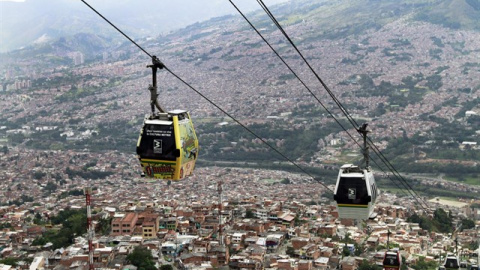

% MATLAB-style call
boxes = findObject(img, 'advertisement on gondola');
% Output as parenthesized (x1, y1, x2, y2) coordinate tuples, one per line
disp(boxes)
(177, 119, 198, 178)
(137, 111, 198, 181)
(138, 123, 177, 179)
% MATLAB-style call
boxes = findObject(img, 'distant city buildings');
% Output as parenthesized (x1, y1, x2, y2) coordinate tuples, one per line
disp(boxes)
(70, 51, 85, 66)
(3, 79, 31, 91)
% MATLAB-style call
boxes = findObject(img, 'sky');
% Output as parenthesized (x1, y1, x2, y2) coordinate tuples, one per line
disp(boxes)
(0, 0, 291, 52)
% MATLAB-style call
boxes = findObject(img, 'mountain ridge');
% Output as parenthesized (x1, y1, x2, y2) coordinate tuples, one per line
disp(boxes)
(4, 0, 479, 59)
(0, 0, 289, 53)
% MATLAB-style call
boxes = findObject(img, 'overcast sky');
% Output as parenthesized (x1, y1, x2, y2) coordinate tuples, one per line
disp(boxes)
(0, 0, 291, 52)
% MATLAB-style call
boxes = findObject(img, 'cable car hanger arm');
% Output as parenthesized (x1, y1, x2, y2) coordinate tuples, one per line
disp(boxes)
(147, 56, 166, 114)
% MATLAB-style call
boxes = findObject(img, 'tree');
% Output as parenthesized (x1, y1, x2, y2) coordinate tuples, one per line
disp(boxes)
(1, 146, 8, 154)
(281, 178, 291, 184)
(411, 256, 438, 270)
(126, 246, 156, 270)
(286, 246, 295, 257)
(460, 218, 475, 230)
(33, 171, 46, 180)
(354, 242, 364, 256)
(160, 265, 173, 270)
(0, 258, 19, 267)
(97, 217, 113, 235)
(433, 208, 452, 233)
(44, 182, 58, 194)
(245, 209, 255, 218)
(358, 259, 382, 270)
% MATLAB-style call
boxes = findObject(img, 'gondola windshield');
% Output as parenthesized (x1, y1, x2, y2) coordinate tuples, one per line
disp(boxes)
(335, 176, 370, 205)
(383, 252, 401, 268)
(138, 120, 177, 161)
(136, 111, 198, 180)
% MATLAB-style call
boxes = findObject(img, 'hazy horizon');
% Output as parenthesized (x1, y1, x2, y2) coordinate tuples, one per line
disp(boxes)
(0, 0, 290, 52)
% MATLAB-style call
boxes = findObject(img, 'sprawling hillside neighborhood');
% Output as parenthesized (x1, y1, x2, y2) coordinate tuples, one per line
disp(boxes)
(0, 0, 479, 269)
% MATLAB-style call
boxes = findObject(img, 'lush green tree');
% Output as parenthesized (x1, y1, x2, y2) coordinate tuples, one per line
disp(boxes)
(468, 240, 479, 251)
(411, 256, 438, 270)
(358, 260, 382, 270)
(126, 246, 156, 270)
(433, 208, 453, 233)
(32, 236, 48, 246)
(354, 242, 364, 256)
(21, 195, 34, 203)
(160, 265, 173, 270)
(245, 209, 255, 218)
(33, 171, 46, 180)
(280, 178, 291, 184)
(286, 246, 295, 257)
(342, 245, 351, 257)
(0, 257, 19, 267)
(44, 182, 58, 193)
(0, 223, 11, 229)
(460, 218, 475, 230)
(64, 213, 87, 237)
(1, 146, 8, 154)
(32, 209, 87, 249)
(97, 217, 113, 235)
(401, 257, 408, 270)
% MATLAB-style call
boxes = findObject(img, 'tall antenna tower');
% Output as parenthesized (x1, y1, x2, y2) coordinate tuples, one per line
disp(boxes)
(217, 181, 223, 246)
(85, 187, 94, 270)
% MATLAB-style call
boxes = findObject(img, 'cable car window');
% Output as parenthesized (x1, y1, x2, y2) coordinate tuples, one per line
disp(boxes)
(336, 177, 369, 204)
(138, 123, 176, 161)
(445, 258, 459, 268)
(371, 183, 377, 202)
(384, 253, 400, 265)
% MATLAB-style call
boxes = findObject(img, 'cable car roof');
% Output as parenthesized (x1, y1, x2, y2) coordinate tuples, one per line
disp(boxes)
(341, 164, 357, 169)
(168, 109, 188, 115)
(144, 119, 172, 125)
(339, 172, 365, 178)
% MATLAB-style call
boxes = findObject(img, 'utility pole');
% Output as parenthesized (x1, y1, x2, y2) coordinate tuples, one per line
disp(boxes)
(85, 187, 94, 270)
(387, 230, 391, 250)
(217, 180, 224, 246)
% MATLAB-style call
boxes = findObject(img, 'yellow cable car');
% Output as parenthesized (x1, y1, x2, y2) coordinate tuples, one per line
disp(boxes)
(136, 110, 198, 180)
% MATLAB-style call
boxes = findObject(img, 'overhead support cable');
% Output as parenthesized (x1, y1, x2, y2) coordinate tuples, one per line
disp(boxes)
(81, 0, 334, 193)
(256, 0, 431, 210)
(230, 0, 429, 210)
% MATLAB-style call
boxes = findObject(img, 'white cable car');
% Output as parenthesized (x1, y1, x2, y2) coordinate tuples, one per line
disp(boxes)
(333, 164, 377, 219)
(333, 123, 378, 220)
(443, 253, 460, 270)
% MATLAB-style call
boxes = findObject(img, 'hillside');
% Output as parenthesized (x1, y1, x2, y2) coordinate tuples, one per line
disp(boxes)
(0, 0, 479, 196)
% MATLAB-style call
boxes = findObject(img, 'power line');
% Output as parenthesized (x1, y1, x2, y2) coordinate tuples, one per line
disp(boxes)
(80, 0, 334, 193)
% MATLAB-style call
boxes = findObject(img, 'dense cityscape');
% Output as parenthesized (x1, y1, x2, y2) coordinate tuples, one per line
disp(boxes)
(0, 0, 479, 270)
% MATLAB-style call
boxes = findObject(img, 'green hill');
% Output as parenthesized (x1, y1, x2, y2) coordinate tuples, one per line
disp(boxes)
(270, 0, 480, 37)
